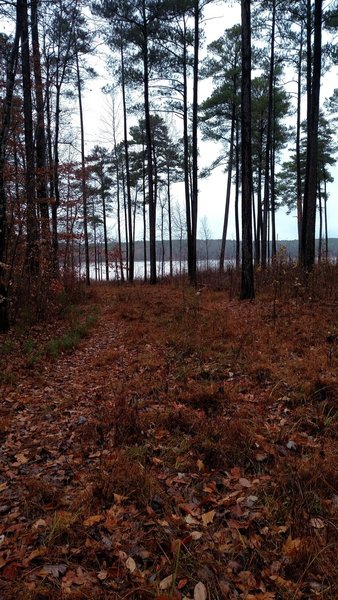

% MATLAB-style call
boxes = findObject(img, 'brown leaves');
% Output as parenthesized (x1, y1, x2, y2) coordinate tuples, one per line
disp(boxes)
(1, 283, 337, 599)
(159, 574, 173, 590)
(38, 563, 67, 578)
(61, 567, 93, 591)
(83, 514, 103, 527)
(194, 581, 207, 600)
(282, 536, 302, 557)
(201, 509, 215, 526)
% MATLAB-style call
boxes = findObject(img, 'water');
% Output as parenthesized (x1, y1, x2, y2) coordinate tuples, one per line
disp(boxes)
(80, 259, 235, 281)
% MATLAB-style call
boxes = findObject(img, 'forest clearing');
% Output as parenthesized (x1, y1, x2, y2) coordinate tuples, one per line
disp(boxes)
(0, 266, 337, 599)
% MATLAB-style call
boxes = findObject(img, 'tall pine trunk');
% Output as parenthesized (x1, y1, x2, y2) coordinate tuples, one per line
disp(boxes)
(240, 0, 254, 300)
(261, 0, 276, 268)
(142, 9, 156, 284)
(75, 44, 90, 285)
(296, 26, 304, 257)
(20, 0, 40, 277)
(182, 20, 192, 281)
(301, 0, 322, 269)
(121, 43, 134, 281)
(190, 0, 199, 286)
(0, 1, 21, 332)
(31, 0, 50, 251)
(219, 105, 235, 271)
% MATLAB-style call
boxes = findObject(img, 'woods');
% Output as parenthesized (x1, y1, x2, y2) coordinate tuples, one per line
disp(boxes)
(1, 2, 338, 598)
(0, 0, 337, 329)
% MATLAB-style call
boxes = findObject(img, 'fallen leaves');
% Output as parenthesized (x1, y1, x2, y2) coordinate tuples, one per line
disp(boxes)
(13, 452, 29, 465)
(282, 536, 302, 557)
(201, 509, 215, 526)
(310, 517, 325, 529)
(194, 581, 207, 600)
(83, 514, 103, 527)
(159, 574, 173, 590)
(0, 282, 337, 599)
(38, 564, 67, 578)
(61, 567, 93, 590)
(125, 556, 137, 573)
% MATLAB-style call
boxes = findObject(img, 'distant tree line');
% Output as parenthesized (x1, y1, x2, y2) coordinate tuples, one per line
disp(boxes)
(0, 0, 338, 330)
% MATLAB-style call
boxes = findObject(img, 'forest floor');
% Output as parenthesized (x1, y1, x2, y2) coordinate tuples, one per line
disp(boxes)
(0, 267, 337, 600)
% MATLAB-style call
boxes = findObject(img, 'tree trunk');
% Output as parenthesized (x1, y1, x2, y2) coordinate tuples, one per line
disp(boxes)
(219, 106, 235, 271)
(0, 1, 21, 332)
(296, 26, 304, 257)
(20, 0, 40, 277)
(121, 43, 134, 281)
(261, 0, 276, 268)
(142, 12, 156, 284)
(75, 44, 90, 285)
(271, 100, 277, 258)
(190, 0, 199, 286)
(111, 92, 124, 282)
(318, 182, 322, 262)
(255, 124, 264, 264)
(235, 119, 240, 268)
(116, 166, 124, 282)
(240, 0, 254, 300)
(182, 18, 192, 282)
(31, 0, 50, 248)
(121, 165, 129, 277)
(167, 165, 173, 277)
(102, 195, 109, 281)
(301, 0, 322, 269)
(324, 178, 328, 260)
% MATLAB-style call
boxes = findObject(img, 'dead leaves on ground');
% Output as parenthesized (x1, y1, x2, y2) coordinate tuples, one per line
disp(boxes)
(0, 282, 337, 598)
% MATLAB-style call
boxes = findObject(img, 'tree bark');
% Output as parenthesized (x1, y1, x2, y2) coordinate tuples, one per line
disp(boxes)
(219, 104, 235, 271)
(121, 43, 134, 281)
(0, 2, 21, 332)
(240, 0, 254, 300)
(31, 0, 50, 245)
(142, 4, 156, 285)
(296, 26, 304, 258)
(182, 18, 192, 283)
(190, 0, 199, 286)
(301, 0, 322, 269)
(261, 0, 276, 268)
(75, 44, 90, 285)
(20, 0, 40, 277)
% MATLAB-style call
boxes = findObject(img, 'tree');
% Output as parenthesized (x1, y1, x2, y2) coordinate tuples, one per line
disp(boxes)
(31, 0, 50, 250)
(300, 0, 323, 269)
(250, 72, 290, 263)
(0, 9, 21, 332)
(199, 215, 212, 268)
(129, 114, 183, 280)
(240, 0, 254, 300)
(276, 114, 337, 258)
(200, 25, 241, 271)
(87, 146, 114, 281)
(92, 0, 171, 284)
(20, 0, 40, 277)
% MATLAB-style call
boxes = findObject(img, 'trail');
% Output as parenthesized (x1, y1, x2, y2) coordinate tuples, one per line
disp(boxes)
(1, 299, 123, 500)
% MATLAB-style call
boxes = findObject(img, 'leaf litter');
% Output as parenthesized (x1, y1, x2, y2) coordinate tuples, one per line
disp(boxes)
(0, 281, 337, 599)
